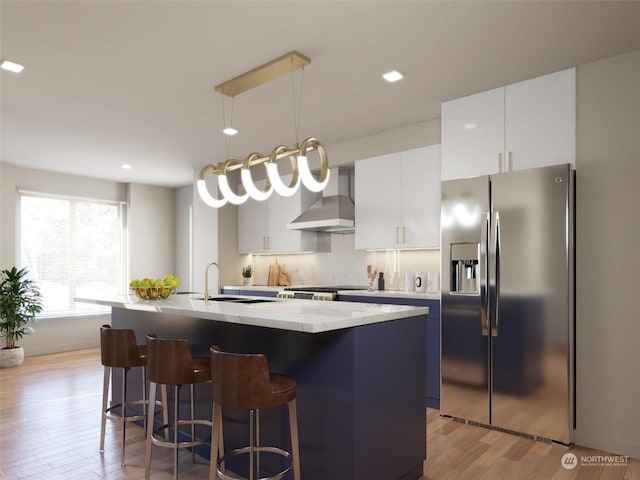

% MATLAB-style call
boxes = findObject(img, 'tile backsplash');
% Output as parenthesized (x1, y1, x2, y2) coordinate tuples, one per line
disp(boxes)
(246, 234, 440, 291)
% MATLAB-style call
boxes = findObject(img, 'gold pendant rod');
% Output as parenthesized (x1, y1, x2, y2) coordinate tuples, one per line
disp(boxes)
(214, 51, 311, 98)
(199, 145, 306, 175)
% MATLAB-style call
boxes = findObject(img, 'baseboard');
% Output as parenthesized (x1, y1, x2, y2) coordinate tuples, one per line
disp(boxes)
(573, 429, 640, 459)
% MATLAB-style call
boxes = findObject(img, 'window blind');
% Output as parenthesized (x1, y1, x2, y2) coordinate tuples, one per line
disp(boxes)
(17, 191, 126, 317)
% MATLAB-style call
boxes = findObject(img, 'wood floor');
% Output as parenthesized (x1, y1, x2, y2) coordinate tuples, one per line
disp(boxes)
(0, 348, 638, 480)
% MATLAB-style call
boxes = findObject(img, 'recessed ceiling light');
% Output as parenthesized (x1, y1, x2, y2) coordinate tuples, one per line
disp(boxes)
(120, 163, 132, 170)
(222, 127, 238, 136)
(1, 60, 25, 73)
(382, 70, 403, 83)
(464, 123, 478, 130)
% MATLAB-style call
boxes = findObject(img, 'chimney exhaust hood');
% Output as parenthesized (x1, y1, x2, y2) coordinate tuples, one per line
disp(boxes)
(287, 167, 355, 233)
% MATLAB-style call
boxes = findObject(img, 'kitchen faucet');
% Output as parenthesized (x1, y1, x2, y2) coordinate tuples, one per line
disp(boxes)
(204, 262, 220, 304)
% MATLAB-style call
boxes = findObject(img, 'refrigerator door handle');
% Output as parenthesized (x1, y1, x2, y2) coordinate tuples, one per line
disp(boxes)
(492, 211, 501, 337)
(480, 211, 490, 336)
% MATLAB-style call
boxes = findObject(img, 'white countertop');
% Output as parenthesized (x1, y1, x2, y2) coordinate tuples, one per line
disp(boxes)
(223, 285, 440, 301)
(76, 294, 428, 334)
(335, 289, 440, 301)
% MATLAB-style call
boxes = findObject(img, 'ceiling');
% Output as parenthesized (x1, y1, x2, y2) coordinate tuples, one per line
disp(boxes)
(1, 1, 638, 188)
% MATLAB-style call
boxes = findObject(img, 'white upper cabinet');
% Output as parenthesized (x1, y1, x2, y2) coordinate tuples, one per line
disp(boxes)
(355, 152, 402, 249)
(355, 145, 441, 250)
(402, 145, 441, 248)
(441, 87, 505, 180)
(238, 176, 325, 254)
(504, 68, 576, 171)
(441, 68, 575, 181)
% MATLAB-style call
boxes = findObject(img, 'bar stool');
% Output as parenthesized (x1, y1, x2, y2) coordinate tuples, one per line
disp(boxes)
(209, 346, 301, 480)
(144, 335, 217, 480)
(99, 324, 167, 466)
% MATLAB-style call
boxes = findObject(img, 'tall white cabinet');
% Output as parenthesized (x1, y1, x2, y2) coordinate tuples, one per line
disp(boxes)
(355, 145, 441, 250)
(441, 68, 575, 181)
(238, 176, 326, 254)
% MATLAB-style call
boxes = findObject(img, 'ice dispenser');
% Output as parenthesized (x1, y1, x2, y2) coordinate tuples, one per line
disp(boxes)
(450, 243, 480, 295)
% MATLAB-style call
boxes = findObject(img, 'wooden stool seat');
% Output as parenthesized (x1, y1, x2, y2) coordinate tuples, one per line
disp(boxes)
(209, 346, 301, 480)
(99, 324, 167, 466)
(145, 335, 219, 480)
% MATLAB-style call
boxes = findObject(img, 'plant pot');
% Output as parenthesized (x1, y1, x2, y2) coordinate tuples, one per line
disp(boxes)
(0, 346, 25, 368)
(243, 277, 252, 286)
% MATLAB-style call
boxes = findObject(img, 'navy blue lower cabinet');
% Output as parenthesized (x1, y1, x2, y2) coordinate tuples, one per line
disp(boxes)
(338, 294, 440, 410)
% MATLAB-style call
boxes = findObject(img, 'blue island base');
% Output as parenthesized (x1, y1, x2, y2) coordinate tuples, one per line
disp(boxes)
(111, 307, 427, 480)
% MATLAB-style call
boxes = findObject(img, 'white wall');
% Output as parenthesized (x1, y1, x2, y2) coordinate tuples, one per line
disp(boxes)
(191, 171, 219, 293)
(175, 185, 193, 289)
(218, 118, 443, 286)
(0, 163, 177, 355)
(247, 235, 440, 290)
(127, 183, 175, 279)
(328, 118, 441, 166)
(574, 50, 640, 458)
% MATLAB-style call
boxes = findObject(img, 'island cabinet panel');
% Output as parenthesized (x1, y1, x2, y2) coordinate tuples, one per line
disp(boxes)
(110, 307, 426, 480)
(339, 294, 441, 409)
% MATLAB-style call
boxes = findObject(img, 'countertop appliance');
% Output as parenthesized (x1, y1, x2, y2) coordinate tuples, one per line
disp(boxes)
(278, 286, 365, 301)
(440, 163, 574, 445)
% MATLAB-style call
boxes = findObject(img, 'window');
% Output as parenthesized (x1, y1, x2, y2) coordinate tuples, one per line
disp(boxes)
(17, 191, 126, 317)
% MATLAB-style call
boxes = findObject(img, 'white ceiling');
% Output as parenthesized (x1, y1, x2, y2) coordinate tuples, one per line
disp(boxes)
(1, 1, 638, 187)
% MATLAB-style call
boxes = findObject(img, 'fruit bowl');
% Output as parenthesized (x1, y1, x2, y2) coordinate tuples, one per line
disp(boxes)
(129, 275, 181, 300)
(130, 285, 178, 300)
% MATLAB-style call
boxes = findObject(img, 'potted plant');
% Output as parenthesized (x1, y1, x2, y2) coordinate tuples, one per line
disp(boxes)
(0, 266, 43, 368)
(242, 265, 253, 286)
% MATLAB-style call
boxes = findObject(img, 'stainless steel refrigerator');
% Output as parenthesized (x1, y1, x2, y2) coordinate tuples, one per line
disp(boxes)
(440, 163, 574, 445)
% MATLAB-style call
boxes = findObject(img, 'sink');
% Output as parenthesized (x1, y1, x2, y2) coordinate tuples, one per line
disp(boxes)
(198, 296, 276, 304)
(199, 296, 242, 301)
(232, 298, 276, 304)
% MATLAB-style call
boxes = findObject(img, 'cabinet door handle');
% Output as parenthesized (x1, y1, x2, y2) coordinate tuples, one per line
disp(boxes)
(498, 153, 502, 173)
(403, 226, 406, 243)
(508, 151, 513, 171)
(396, 226, 400, 244)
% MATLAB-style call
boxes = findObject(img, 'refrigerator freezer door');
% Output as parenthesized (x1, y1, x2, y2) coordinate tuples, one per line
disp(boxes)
(440, 175, 490, 424)
(489, 164, 573, 443)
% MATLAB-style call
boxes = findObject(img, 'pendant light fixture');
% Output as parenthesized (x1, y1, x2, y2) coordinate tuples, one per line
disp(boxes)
(197, 51, 330, 208)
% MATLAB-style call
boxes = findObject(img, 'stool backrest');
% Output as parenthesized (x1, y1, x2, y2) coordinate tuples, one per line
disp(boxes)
(146, 334, 196, 385)
(100, 324, 145, 368)
(210, 346, 273, 410)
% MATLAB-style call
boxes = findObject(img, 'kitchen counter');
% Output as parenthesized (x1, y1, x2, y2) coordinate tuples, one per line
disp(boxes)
(223, 284, 440, 301)
(78, 292, 427, 480)
(337, 289, 440, 300)
(77, 293, 427, 333)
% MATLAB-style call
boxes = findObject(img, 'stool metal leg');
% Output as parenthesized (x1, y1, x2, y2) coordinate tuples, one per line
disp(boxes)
(99, 365, 110, 453)
(255, 409, 261, 480)
(190, 383, 196, 464)
(249, 409, 255, 480)
(288, 399, 301, 480)
(162, 384, 169, 440)
(145, 381, 157, 480)
(121, 367, 129, 466)
(174, 385, 180, 480)
(209, 403, 225, 480)
(141, 366, 147, 429)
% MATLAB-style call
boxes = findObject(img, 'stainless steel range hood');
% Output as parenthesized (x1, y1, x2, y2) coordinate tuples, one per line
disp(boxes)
(287, 167, 355, 233)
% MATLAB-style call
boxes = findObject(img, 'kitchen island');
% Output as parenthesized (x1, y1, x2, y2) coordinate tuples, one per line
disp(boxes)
(78, 294, 428, 480)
